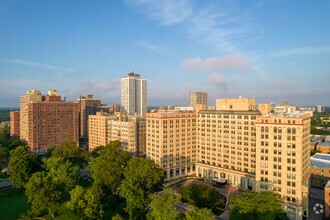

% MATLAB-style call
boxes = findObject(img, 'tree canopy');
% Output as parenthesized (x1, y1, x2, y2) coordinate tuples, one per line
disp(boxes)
(184, 207, 215, 220)
(8, 145, 37, 188)
(229, 191, 289, 220)
(147, 188, 181, 220)
(178, 184, 226, 214)
(25, 171, 62, 219)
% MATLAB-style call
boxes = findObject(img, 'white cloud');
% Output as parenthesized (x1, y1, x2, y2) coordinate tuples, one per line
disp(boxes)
(3, 59, 75, 72)
(270, 46, 330, 57)
(129, 1, 253, 53)
(133, 0, 192, 25)
(204, 72, 230, 87)
(182, 52, 251, 74)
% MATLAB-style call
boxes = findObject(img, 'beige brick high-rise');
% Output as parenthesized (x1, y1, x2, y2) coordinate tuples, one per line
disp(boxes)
(255, 113, 310, 220)
(196, 98, 259, 190)
(146, 112, 197, 181)
(189, 92, 208, 109)
(88, 112, 146, 157)
(20, 90, 43, 143)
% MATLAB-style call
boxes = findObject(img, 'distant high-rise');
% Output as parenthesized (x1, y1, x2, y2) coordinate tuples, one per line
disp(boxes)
(121, 71, 147, 117)
(189, 92, 208, 109)
(77, 94, 102, 138)
(10, 111, 20, 139)
(317, 105, 322, 113)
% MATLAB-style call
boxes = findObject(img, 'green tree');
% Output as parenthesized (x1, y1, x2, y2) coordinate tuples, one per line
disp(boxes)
(0, 147, 9, 170)
(119, 157, 163, 219)
(123, 157, 163, 191)
(89, 141, 132, 197)
(112, 214, 124, 220)
(229, 191, 288, 220)
(147, 188, 180, 220)
(8, 145, 37, 188)
(43, 156, 80, 191)
(67, 184, 104, 219)
(51, 141, 90, 168)
(91, 146, 104, 158)
(185, 207, 215, 220)
(25, 171, 61, 219)
(178, 184, 226, 212)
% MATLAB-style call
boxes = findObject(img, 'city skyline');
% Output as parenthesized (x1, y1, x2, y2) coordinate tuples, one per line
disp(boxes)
(1, 0, 330, 107)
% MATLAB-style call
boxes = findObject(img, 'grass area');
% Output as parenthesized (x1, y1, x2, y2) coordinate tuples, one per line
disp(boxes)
(0, 189, 30, 220)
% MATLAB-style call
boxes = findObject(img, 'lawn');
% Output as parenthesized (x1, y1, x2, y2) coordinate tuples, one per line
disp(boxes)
(0, 189, 30, 220)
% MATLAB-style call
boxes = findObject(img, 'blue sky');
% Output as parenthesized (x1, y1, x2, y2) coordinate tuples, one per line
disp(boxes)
(0, 0, 329, 107)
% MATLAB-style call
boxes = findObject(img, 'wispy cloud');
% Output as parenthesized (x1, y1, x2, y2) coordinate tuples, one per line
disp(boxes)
(130, 0, 253, 53)
(181, 52, 251, 74)
(270, 46, 330, 57)
(3, 59, 75, 72)
(137, 40, 169, 54)
(133, 0, 192, 25)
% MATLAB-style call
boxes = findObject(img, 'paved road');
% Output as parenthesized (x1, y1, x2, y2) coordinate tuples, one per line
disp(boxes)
(0, 180, 13, 188)
(170, 179, 243, 220)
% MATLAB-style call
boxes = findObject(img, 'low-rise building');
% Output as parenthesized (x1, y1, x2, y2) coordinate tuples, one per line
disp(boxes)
(325, 180, 330, 217)
(310, 153, 330, 188)
(316, 142, 330, 154)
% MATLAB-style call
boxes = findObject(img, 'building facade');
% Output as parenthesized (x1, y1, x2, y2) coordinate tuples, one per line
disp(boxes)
(196, 104, 260, 191)
(78, 95, 102, 139)
(10, 111, 20, 139)
(189, 92, 208, 109)
(110, 104, 121, 112)
(20, 90, 43, 143)
(216, 97, 255, 111)
(316, 142, 330, 154)
(255, 113, 310, 220)
(310, 153, 330, 188)
(146, 112, 197, 182)
(121, 72, 147, 117)
(26, 91, 79, 154)
(88, 112, 146, 157)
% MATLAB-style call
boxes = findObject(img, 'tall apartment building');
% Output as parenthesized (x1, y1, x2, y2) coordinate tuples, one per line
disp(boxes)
(25, 90, 79, 154)
(88, 112, 146, 157)
(121, 72, 147, 117)
(20, 90, 43, 143)
(10, 111, 20, 139)
(110, 104, 121, 112)
(189, 92, 208, 109)
(196, 98, 259, 191)
(146, 112, 197, 182)
(77, 95, 102, 139)
(317, 105, 322, 113)
(255, 113, 310, 220)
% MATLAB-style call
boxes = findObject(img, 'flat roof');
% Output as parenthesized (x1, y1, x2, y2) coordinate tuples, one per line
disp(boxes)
(311, 153, 330, 168)
(198, 110, 261, 115)
(318, 142, 330, 147)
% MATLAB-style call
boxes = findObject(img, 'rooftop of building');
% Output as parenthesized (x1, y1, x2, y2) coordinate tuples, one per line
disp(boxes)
(258, 113, 303, 118)
(311, 153, 330, 168)
(198, 110, 261, 115)
(317, 142, 330, 147)
(311, 135, 323, 142)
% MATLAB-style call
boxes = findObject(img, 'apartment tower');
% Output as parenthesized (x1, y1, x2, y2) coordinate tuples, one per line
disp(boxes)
(78, 94, 102, 139)
(146, 112, 197, 182)
(255, 113, 310, 220)
(20, 90, 79, 154)
(121, 72, 147, 117)
(10, 111, 20, 139)
(189, 92, 208, 109)
(20, 90, 43, 143)
(88, 112, 146, 157)
(196, 98, 259, 190)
